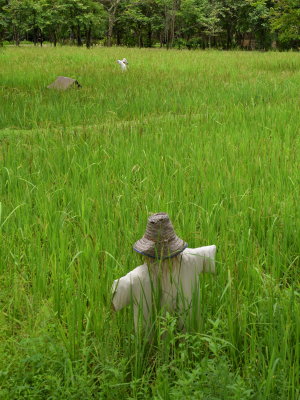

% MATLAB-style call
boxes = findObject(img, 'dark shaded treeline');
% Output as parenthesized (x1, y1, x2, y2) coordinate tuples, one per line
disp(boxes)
(0, 0, 299, 50)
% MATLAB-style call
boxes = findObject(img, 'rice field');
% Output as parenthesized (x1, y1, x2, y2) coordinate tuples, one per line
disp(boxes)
(0, 46, 299, 399)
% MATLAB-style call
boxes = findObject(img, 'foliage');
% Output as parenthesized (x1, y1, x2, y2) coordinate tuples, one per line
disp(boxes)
(0, 0, 106, 47)
(0, 0, 299, 48)
(271, 0, 300, 48)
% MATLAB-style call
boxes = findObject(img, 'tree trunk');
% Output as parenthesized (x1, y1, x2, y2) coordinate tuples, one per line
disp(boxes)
(40, 30, 43, 47)
(33, 29, 38, 46)
(116, 30, 121, 45)
(14, 28, 20, 46)
(169, 0, 180, 49)
(107, 14, 114, 46)
(164, 6, 169, 48)
(33, 12, 37, 46)
(169, 12, 175, 48)
(147, 23, 152, 47)
(137, 24, 143, 47)
(103, 0, 121, 46)
(226, 26, 232, 49)
(70, 29, 75, 45)
(53, 31, 57, 47)
(77, 24, 82, 46)
(86, 24, 92, 48)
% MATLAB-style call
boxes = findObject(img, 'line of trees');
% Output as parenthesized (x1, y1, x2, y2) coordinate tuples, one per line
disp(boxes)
(0, 0, 299, 50)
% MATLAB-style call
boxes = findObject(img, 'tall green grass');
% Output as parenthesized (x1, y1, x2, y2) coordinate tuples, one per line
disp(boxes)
(0, 46, 299, 399)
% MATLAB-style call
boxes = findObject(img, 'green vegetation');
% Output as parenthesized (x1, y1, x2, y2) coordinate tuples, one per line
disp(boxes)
(0, 0, 300, 49)
(0, 47, 299, 399)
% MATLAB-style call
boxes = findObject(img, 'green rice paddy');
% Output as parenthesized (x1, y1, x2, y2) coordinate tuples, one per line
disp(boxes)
(0, 46, 299, 399)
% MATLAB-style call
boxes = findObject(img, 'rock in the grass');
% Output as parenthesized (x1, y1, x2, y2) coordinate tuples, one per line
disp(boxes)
(47, 76, 81, 90)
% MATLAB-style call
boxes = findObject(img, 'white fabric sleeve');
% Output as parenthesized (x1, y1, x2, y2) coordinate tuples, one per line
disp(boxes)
(202, 245, 217, 273)
(183, 245, 216, 274)
(111, 275, 132, 311)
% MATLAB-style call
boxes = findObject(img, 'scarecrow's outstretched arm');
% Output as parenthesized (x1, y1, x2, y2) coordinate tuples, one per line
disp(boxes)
(111, 275, 132, 311)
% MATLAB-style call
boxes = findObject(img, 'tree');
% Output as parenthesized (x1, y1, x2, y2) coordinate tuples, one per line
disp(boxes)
(4, 0, 32, 45)
(271, 0, 300, 48)
(99, 0, 122, 46)
(177, 0, 223, 48)
(0, 0, 8, 45)
(27, 0, 48, 46)
(0, 0, 298, 50)
(234, 0, 275, 50)
(37, 0, 67, 46)
(118, 0, 155, 47)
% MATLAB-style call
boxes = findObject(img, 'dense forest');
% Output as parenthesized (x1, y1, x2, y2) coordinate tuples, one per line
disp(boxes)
(0, 0, 299, 50)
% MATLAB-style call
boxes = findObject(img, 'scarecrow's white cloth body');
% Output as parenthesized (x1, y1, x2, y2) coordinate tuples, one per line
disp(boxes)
(117, 59, 127, 71)
(112, 245, 216, 329)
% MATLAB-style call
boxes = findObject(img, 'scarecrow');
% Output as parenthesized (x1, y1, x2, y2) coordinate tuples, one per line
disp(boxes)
(111, 213, 216, 330)
(117, 58, 128, 71)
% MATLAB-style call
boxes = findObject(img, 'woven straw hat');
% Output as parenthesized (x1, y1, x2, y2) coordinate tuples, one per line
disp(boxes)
(133, 213, 187, 260)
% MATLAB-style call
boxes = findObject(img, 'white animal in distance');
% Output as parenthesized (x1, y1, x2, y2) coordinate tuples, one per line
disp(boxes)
(117, 58, 128, 71)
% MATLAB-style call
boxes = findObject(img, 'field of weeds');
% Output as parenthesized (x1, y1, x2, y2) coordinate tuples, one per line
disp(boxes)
(0, 46, 299, 399)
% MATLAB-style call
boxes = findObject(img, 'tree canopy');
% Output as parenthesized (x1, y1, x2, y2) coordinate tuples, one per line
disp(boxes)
(0, 0, 299, 49)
